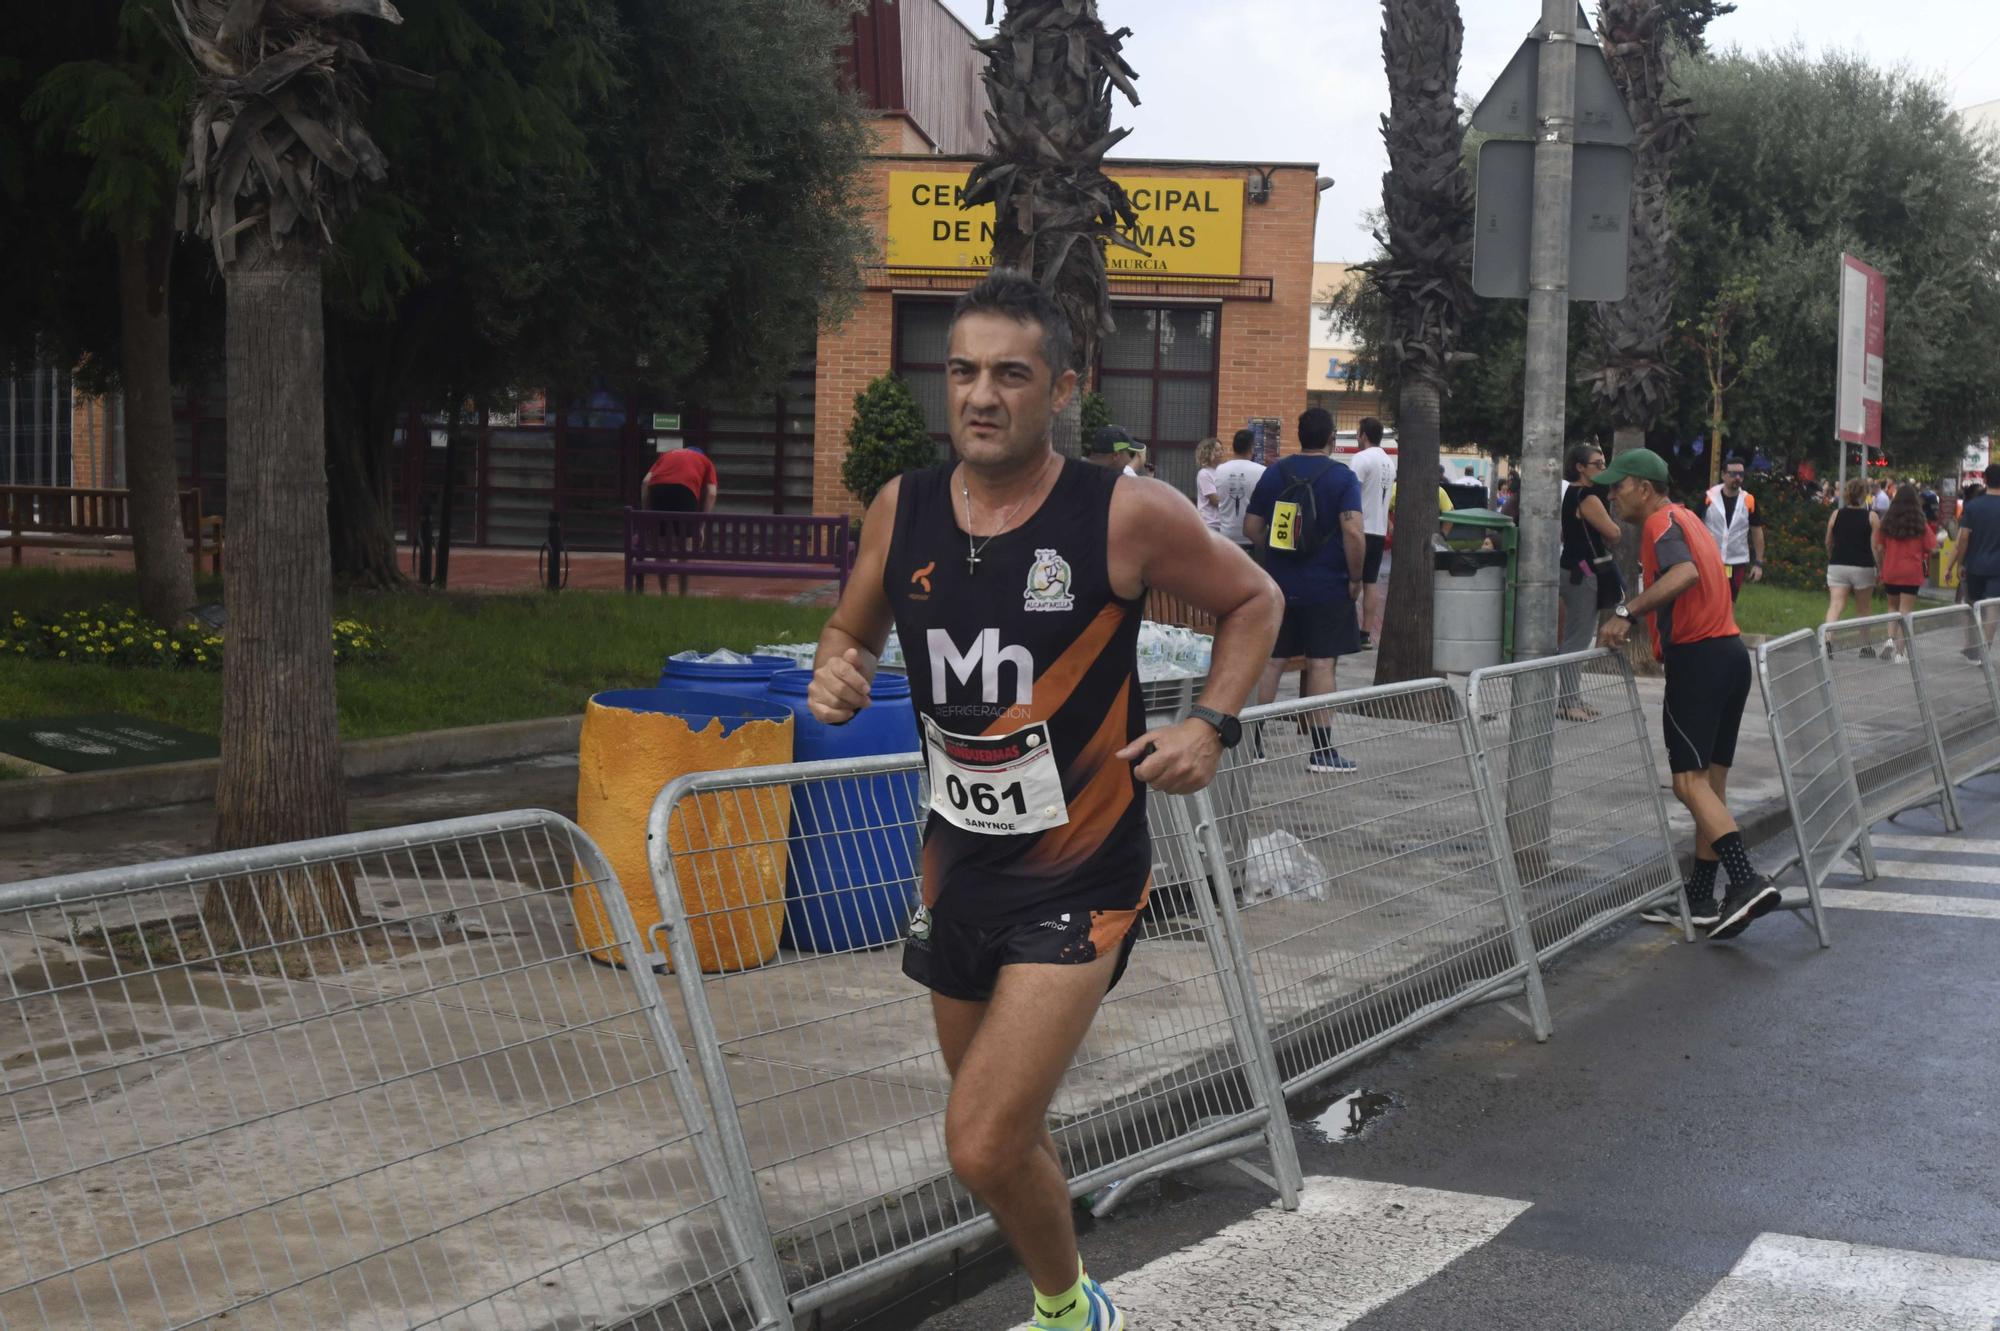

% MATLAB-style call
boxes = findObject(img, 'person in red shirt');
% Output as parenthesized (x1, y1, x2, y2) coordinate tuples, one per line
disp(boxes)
(641, 444, 718, 513)
(639, 445, 719, 591)
(1593, 448, 1781, 940)
(1872, 484, 1937, 662)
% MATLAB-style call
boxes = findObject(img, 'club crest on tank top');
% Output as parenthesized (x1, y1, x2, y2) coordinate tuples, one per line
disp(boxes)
(885, 457, 1152, 924)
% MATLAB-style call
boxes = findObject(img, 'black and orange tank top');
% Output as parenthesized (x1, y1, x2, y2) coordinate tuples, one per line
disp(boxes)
(885, 456, 1151, 923)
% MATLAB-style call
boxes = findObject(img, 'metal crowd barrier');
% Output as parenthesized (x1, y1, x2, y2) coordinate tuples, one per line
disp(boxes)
(1211, 679, 1551, 1099)
(1819, 612, 1963, 831)
(0, 813, 787, 1331)
(644, 755, 1301, 1317)
(1907, 604, 2000, 786)
(1755, 630, 1863, 946)
(1464, 650, 1692, 956)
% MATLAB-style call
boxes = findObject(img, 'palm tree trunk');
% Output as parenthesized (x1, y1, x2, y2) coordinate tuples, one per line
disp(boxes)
(209, 231, 351, 914)
(1376, 378, 1443, 683)
(117, 223, 197, 627)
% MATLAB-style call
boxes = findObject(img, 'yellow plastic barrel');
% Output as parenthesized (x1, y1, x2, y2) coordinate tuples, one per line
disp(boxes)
(573, 688, 794, 972)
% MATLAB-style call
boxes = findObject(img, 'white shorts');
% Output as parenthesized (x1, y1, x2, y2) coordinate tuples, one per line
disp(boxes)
(1827, 564, 1877, 590)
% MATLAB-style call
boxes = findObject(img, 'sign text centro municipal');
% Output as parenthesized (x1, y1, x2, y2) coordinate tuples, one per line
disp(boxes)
(886, 172, 1245, 276)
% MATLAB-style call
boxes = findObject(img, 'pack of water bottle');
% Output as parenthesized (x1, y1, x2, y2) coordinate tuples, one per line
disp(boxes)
(1136, 621, 1213, 682)
(670, 648, 759, 665)
(752, 632, 906, 670)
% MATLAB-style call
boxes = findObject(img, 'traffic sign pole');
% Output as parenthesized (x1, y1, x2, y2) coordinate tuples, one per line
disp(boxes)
(1513, 0, 1578, 664)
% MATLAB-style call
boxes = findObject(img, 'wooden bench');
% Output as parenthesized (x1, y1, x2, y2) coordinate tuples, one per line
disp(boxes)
(2, 486, 223, 578)
(1144, 586, 1217, 633)
(624, 509, 852, 596)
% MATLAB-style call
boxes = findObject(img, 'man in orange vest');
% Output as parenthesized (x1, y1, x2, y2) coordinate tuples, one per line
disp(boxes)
(1701, 456, 1764, 601)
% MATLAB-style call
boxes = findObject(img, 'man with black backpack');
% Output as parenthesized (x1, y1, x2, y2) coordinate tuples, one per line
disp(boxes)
(1242, 406, 1367, 772)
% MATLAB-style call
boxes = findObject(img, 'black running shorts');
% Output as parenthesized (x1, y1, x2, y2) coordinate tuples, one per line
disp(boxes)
(1272, 598, 1362, 661)
(1362, 533, 1387, 584)
(1661, 634, 1752, 774)
(901, 900, 1145, 1003)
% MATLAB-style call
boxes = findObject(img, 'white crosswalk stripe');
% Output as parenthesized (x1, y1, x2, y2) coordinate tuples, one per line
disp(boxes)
(1871, 834, 2000, 856)
(1668, 1233, 2000, 1329)
(1100, 1177, 1527, 1330)
(1820, 887, 2000, 920)
(1094, 1181, 2000, 1329)
(1839, 860, 2000, 886)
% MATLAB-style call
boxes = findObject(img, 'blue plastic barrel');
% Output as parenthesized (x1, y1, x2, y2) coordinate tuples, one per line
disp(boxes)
(656, 653, 798, 696)
(763, 668, 924, 953)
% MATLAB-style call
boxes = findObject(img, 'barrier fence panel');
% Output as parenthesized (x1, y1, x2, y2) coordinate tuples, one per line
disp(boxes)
(1465, 650, 1690, 959)
(1755, 630, 1862, 947)
(1819, 613, 1961, 830)
(1909, 604, 2000, 786)
(1210, 680, 1550, 1100)
(0, 812, 787, 1331)
(645, 754, 1298, 1316)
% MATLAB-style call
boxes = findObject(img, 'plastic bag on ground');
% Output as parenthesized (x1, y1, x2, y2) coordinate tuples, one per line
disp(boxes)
(1242, 829, 1328, 904)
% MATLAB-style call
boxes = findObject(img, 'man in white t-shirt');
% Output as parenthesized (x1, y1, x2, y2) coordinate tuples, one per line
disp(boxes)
(1212, 429, 1266, 554)
(1347, 417, 1393, 648)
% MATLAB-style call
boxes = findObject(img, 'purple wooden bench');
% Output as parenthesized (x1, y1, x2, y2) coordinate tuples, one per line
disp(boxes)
(624, 509, 853, 596)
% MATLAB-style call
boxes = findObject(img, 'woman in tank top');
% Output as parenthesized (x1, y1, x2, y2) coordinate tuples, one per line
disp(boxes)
(1824, 477, 1880, 626)
(1556, 444, 1622, 721)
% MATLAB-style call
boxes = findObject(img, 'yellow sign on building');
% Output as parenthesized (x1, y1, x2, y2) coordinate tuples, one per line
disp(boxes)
(886, 172, 1244, 276)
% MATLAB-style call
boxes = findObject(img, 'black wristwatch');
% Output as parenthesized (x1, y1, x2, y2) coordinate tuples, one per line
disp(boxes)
(1187, 705, 1243, 749)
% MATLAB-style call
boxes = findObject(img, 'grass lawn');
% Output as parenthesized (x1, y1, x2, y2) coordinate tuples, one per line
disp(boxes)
(2, 569, 831, 742)
(1730, 583, 1834, 639)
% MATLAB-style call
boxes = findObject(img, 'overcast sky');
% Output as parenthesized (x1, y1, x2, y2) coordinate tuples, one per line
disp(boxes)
(934, 0, 2000, 261)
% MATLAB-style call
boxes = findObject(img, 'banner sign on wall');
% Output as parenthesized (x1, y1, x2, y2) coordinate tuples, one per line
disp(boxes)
(886, 172, 1245, 276)
(1836, 253, 1885, 447)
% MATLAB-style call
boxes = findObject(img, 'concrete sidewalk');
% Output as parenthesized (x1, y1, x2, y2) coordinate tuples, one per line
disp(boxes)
(0, 652, 1799, 1323)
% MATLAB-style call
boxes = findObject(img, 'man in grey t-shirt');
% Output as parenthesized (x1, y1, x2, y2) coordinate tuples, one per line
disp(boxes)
(1212, 429, 1266, 552)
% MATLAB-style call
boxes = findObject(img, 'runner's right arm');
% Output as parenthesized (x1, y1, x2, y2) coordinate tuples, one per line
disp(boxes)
(809, 479, 900, 724)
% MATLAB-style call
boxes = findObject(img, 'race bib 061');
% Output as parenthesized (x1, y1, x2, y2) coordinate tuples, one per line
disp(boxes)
(921, 716, 1069, 837)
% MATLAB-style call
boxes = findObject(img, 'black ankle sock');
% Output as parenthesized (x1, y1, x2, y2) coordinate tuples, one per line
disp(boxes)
(1712, 832, 1758, 890)
(1309, 724, 1333, 751)
(1688, 857, 1719, 901)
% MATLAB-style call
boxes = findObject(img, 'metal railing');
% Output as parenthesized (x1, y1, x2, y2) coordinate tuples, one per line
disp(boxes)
(0, 812, 787, 1331)
(1907, 604, 2000, 786)
(643, 756, 1301, 1315)
(1214, 680, 1550, 1099)
(1755, 630, 1863, 946)
(1465, 650, 1691, 957)
(1819, 613, 1962, 831)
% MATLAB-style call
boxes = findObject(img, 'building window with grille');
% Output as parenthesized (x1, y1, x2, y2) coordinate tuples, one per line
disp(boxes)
(892, 299, 955, 456)
(1097, 304, 1219, 496)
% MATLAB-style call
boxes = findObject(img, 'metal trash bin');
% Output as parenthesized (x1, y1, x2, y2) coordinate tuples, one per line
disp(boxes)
(1434, 507, 1517, 662)
(1433, 542, 1509, 674)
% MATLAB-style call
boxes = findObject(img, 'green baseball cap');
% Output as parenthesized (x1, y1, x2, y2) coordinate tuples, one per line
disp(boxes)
(1593, 447, 1670, 488)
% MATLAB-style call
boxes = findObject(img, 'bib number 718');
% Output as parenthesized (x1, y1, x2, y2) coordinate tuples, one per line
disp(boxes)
(944, 775, 1027, 818)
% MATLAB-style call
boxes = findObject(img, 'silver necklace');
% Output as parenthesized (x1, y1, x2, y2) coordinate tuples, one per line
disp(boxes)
(960, 459, 1050, 575)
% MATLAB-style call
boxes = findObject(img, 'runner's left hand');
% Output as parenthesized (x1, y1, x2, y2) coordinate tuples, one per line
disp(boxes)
(1118, 719, 1223, 795)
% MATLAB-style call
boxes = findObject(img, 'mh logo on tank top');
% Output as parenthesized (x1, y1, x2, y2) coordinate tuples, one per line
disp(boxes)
(926, 628, 1035, 706)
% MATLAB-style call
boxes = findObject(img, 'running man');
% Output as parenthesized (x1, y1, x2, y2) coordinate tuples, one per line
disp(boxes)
(807, 270, 1281, 1331)
(1594, 448, 1782, 940)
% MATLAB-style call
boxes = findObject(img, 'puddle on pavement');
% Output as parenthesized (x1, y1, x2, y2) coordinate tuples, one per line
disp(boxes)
(3, 1027, 147, 1070)
(8, 952, 271, 1011)
(1295, 1087, 1401, 1144)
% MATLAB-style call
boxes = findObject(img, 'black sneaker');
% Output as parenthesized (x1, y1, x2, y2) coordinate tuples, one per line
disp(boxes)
(1640, 897, 1720, 928)
(1708, 880, 1781, 940)
(1359, 632, 1375, 650)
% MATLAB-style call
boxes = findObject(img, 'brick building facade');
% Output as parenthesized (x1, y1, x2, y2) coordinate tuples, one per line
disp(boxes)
(813, 153, 1323, 518)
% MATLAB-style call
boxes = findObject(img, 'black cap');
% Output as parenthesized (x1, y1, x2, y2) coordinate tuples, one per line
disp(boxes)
(1087, 424, 1138, 455)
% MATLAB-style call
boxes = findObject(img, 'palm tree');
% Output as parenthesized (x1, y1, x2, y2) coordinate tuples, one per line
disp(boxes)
(1586, 0, 1717, 669)
(1364, 0, 1475, 685)
(165, 0, 412, 941)
(964, 0, 1142, 417)
(1585, 0, 1697, 458)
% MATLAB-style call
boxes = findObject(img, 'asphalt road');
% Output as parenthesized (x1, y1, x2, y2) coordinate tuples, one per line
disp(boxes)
(881, 777, 2000, 1331)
